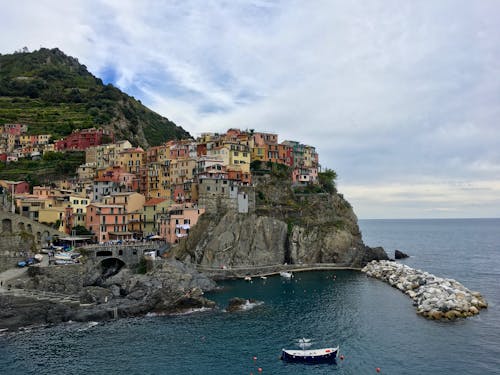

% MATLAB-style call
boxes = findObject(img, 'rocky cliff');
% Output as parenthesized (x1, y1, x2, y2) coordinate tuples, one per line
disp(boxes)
(175, 173, 388, 268)
(0, 258, 216, 330)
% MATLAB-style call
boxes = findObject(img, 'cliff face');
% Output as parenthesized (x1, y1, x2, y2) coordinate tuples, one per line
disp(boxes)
(176, 174, 388, 268)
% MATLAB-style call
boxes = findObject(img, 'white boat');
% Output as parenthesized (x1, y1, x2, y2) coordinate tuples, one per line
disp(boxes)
(280, 271, 293, 278)
(54, 252, 72, 260)
(281, 346, 339, 363)
(55, 259, 75, 265)
(244, 276, 252, 281)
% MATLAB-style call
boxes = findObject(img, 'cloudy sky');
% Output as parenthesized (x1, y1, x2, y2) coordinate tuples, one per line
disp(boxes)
(2, 0, 499, 219)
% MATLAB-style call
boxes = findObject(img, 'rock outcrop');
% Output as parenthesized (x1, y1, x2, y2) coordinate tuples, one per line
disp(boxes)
(362, 260, 488, 320)
(395, 250, 409, 259)
(226, 297, 263, 312)
(175, 173, 389, 268)
(0, 258, 216, 330)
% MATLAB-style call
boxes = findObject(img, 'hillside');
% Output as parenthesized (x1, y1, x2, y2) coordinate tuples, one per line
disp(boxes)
(0, 48, 190, 146)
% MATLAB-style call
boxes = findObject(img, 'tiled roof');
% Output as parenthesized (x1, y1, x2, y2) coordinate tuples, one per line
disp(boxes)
(144, 198, 167, 206)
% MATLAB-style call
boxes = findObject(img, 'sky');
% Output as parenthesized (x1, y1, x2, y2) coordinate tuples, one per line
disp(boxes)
(1, 0, 499, 219)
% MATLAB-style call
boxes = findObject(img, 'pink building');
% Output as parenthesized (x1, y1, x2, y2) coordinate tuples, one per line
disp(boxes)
(159, 204, 205, 244)
(4, 124, 27, 136)
(86, 203, 130, 242)
(292, 167, 318, 185)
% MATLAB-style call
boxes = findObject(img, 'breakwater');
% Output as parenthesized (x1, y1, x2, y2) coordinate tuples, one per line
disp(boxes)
(362, 260, 488, 320)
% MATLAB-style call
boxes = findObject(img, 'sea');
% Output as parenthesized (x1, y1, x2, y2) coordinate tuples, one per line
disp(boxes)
(1, 218, 499, 374)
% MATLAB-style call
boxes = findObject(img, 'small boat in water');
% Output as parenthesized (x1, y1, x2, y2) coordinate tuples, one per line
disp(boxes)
(281, 346, 339, 364)
(244, 276, 252, 281)
(279, 271, 293, 278)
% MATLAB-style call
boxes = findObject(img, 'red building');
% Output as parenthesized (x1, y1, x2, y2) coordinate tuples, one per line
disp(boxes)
(0, 180, 30, 194)
(55, 128, 113, 151)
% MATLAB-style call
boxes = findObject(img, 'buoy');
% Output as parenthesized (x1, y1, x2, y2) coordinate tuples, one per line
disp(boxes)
(253, 356, 257, 361)
(376, 367, 381, 373)
(340, 355, 344, 360)
(258, 367, 262, 372)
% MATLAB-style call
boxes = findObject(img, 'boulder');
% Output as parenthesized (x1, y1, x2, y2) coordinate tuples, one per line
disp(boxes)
(225, 297, 262, 312)
(394, 250, 409, 259)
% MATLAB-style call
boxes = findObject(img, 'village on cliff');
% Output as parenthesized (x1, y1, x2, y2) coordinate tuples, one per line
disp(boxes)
(0, 124, 320, 245)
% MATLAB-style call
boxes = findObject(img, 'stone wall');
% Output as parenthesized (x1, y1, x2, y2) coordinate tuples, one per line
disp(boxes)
(83, 242, 166, 266)
(198, 180, 255, 214)
(0, 209, 62, 272)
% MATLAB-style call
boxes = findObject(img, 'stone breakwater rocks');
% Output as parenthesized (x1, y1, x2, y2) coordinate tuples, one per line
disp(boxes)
(362, 260, 488, 320)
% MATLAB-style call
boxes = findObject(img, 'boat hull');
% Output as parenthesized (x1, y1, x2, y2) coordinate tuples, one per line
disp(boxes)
(281, 347, 338, 364)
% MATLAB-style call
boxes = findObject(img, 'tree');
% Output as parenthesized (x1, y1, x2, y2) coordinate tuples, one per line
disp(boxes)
(318, 168, 337, 193)
(72, 225, 92, 235)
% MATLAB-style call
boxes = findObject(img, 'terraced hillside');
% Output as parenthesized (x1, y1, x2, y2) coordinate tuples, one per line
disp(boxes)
(0, 48, 190, 146)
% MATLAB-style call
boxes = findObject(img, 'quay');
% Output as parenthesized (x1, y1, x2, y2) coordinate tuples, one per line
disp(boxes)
(195, 263, 360, 280)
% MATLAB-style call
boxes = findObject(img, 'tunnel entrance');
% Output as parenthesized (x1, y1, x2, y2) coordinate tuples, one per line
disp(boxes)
(100, 257, 126, 280)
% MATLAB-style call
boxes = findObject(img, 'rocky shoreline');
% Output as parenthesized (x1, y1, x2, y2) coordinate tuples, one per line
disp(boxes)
(0, 259, 217, 331)
(362, 260, 488, 320)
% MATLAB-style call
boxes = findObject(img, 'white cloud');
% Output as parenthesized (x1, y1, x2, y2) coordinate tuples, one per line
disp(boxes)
(1, 0, 500, 218)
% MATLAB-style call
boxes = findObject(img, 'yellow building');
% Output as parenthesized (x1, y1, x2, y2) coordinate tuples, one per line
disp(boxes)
(117, 147, 145, 174)
(251, 146, 266, 162)
(206, 146, 230, 166)
(103, 192, 145, 213)
(146, 162, 172, 200)
(19, 135, 31, 147)
(225, 142, 251, 173)
(37, 134, 51, 145)
(69, 194, 90, 227)
(87, 140, 133, 168)
(38, 206, 66, 231)
(142, 198, 170, 235)
(169, 158, 196, 185)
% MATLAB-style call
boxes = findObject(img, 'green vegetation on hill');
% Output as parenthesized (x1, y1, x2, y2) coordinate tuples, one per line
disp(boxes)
(0, 151, 85, 187)
(0, 48, 190, 145)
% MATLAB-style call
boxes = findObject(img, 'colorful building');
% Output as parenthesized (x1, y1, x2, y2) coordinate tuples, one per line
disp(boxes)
(86, 203, 130, 242)
(55, 128, 114, 151)
(142, 198, 170, 235)
(158, 204, 205, 244)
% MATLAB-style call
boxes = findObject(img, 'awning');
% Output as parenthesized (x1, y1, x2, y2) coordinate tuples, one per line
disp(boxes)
(109, 232, 134, 236)
(59, 236, 89, 241)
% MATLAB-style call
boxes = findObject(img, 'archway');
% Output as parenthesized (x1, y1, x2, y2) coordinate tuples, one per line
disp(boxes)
(2, 218, 12, 233)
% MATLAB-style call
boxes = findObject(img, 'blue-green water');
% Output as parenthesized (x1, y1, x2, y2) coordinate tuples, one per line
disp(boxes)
(1, 218, 499, 374)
